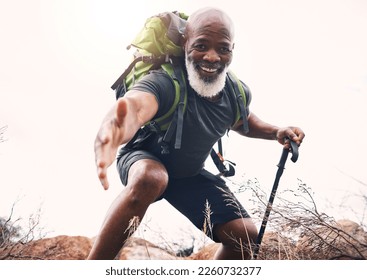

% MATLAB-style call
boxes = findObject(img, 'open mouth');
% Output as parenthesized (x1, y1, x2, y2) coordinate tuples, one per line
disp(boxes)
(200, 66, 219, 73)
(187, 58, 225, 84)
(196, 63, 223, 78)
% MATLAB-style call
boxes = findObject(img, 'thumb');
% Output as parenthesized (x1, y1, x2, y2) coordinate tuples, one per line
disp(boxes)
(116, 98, 128, 125)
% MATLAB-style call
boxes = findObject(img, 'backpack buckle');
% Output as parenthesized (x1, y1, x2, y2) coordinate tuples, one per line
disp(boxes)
(160, 142, 170, 155)
(145, 121, 161, 133)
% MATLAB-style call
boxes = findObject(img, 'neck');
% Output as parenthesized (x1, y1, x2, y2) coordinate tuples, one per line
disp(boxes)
(198, 91, 223, 102)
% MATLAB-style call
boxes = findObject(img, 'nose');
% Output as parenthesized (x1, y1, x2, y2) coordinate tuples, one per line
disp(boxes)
(203, 48, 220, 63)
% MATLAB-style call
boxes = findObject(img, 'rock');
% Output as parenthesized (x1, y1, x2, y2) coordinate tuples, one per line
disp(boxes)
(2, 219, 364, 260)
(254, 232, 296, 260)
(116, 237, 179, 260)
(189, 232, 296, 260)
(0, 236, 180, 260)
(0, 235, 92, 260)
(296, 219, 367, 259)
(188, 243, 219, 260)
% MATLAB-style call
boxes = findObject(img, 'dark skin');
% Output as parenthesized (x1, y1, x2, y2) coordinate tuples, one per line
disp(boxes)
(88, 8, 305, 260)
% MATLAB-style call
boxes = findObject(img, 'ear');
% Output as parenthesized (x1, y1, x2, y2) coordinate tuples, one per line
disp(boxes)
(232, 43, 235, 50)
(180, 34, 186, 49)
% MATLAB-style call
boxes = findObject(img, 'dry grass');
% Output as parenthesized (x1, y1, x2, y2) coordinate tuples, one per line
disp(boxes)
(231, 178, 367, 259)
(1, 178, 366, 260)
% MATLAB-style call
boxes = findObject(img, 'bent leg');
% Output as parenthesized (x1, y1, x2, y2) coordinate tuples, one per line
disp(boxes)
(87, 159, 168, 259)
(213, 218, 258, 260)
(162, 172, 256, 260)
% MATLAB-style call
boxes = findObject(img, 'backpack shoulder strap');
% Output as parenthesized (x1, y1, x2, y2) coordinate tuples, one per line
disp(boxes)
(143, 62, 187, 153)
(210, 71, 250, 177)
(227, 71, 250, 134)
(148, 63, 183, 131)
(160, 62, 188, 150)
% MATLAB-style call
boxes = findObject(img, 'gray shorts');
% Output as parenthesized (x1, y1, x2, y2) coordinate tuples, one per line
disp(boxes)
(116, 149, 250, 242)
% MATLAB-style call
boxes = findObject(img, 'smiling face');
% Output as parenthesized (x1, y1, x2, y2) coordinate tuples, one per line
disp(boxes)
(184, 8, 234, 98)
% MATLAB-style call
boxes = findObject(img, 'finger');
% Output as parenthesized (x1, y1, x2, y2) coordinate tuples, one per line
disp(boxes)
(283, 137, 291, 150)
(290, 133, 304, 146)
(95, 126, 112, 147)
(101, 177, 109, 190)
(94, 128, 115, 190)
(283, 128, 301, 146)
(97, 164, 109, 190)
(296, 130, 306, 143)
(94, 131, 112, 164)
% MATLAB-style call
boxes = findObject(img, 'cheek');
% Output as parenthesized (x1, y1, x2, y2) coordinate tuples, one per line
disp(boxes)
(186, 52, 194, 63)
(225, 54, 233, 66)
(186, 50, 200, 62)
(187, 54, 205, 68)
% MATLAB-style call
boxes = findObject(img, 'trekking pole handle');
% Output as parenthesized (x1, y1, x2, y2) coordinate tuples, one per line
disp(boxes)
(277, 138, 298, 169)
(289, 139, 299, 163)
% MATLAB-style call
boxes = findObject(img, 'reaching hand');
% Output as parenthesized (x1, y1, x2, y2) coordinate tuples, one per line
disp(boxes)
(94, 100, 128, 190)
(93, 91, 159, 190)
(276, 126, 305, 149)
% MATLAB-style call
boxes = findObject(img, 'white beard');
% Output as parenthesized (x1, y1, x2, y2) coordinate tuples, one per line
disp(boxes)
(185, 57, 227, 99)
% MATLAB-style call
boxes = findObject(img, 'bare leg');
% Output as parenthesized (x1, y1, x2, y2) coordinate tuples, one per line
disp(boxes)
(87, 159, 168, 259)
(213, 218, 258, 260)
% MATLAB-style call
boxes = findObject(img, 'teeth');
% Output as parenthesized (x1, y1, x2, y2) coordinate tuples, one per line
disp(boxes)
(201, 66, 217, 73)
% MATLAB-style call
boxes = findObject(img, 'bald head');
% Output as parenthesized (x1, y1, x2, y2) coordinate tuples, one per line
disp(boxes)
(185, 7, 235, 42)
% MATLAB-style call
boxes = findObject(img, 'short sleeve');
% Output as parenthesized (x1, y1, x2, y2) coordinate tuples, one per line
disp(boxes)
(131, 70, 176, 119)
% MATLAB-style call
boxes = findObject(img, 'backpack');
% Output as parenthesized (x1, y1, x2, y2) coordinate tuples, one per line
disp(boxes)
(111, 11, 249, 177)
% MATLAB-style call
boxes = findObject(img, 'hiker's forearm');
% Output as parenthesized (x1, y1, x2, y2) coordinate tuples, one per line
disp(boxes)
(236, 112, 279, 140)
(100, 98, 142, 146)
(102, 91, 159, 145)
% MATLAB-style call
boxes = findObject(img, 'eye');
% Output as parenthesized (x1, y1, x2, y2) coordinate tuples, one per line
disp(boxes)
(219, 46, 232, 54)
(193, 43, 207, 51)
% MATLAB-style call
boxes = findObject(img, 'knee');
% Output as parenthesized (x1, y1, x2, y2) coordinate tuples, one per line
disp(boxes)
(214, 218, 258, 260)
(216, 218, 258, 246)
(128, 160, 168, 200)
(242, 221, 258, 244)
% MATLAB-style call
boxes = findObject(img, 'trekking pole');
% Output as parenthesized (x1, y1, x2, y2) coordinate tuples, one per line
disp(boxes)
(252, 139, 299, 260)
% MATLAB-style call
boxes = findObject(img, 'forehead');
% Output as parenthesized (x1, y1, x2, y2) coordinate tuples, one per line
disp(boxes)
(186, 11, 234, 42)
(195, 23, 231, 40)
(189, 24, 232, 45)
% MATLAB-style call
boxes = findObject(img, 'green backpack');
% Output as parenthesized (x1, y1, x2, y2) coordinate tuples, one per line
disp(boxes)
(111, 11, 249, 177)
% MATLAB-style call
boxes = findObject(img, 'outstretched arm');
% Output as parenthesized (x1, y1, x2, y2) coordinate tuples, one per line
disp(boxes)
(232, 112, 305, 146)
(94, 90, 158, 190)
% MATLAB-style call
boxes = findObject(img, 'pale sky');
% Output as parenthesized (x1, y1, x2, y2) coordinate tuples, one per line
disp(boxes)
(1, 0, 366, 245)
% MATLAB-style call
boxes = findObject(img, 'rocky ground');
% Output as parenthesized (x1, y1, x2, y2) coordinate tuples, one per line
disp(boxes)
(1, 219, 366, 260)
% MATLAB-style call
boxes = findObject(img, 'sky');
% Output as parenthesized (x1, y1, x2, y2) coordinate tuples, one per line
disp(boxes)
(1, 0, 367, 247)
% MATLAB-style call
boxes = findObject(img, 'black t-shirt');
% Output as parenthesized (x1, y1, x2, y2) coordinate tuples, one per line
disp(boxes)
(130, 69, 252, 178)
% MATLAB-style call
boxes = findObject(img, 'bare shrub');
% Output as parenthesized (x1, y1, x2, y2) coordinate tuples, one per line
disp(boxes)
(0, 125, 7, 143)
(0, 201, 46, 260)
(232, 178, 367, 259)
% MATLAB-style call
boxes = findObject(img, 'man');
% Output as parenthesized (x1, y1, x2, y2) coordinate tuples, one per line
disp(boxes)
(88, 7, 305, 260)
